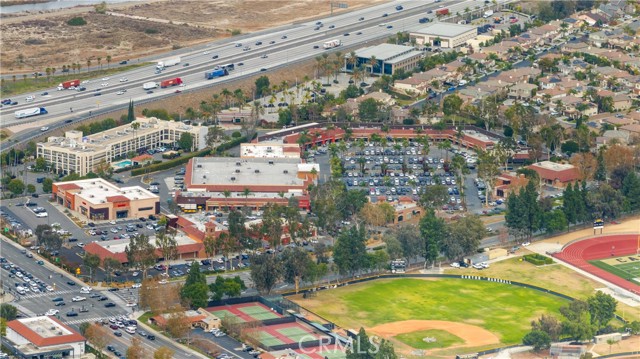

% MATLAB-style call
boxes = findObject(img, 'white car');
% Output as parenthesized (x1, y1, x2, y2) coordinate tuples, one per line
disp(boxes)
(71, 296, 86, 302)
(119, 77, 128, 82)
(101, 82, 109, 87)
(46, 285, 54, 292)
(101, 77, 110, 81)
(80, 286, 92, 293)
(203, 51, 210, 55)
(109, 220, 116, 225)
(522, 241, 531, 247)
(45, 309, 59, 316)
(450, 262, 460, 268)
(132, 283, 141, 289)
(126, 302, 137, 307)
(116, 90, 126, 95)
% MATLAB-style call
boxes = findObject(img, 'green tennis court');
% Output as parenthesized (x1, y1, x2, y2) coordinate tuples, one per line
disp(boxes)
(317, 350, 346, 359)
(238, 305, 281, 320)
(210, 309, 246, 322)
(257, 331, 286, 347)
(277, 327, 316, 342)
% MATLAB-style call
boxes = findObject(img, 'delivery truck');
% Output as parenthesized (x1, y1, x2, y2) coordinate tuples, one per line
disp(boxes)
(143, 82, 158, 90)
(156, 57, 180, 69)
(15, 107, 48, 119)
(435, 8, 449, 16)
(57, 79, 80, 90)
(323, 39, 342, 49)
(483, 10, 494, 18)
(160, 77, 183, 88)
(205, 68, 228, 79)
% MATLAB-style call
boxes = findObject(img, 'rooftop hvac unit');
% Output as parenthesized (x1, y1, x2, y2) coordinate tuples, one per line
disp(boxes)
(283, 170, 288, 174)
(101, 200, 106, 203)
(91, 182, 96, 184)
(203, 175, 206, 178)
(231, 177, 236, 181)
(255, 169, 260, 173)
(197, 164, 202, 168)
(90, 195, 94, 198)
(268, 161, 274, 165)
(236, 162, 241, 166)
(235, 169, 240, 173)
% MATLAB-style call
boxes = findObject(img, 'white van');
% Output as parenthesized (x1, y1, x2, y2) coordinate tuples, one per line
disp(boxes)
(25, 95, 35, 102)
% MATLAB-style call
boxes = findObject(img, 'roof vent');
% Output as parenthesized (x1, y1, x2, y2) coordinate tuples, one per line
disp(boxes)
(255, 169, 260, 173)
(231, 177, 236, 181)
(203, 175, 206, 178)
(283, 170, 289, 174)
(268, 160, 274, 165)
(236, 162, 241, 166)
(235, 169, 240, 173)
(197, 164, 202, 168)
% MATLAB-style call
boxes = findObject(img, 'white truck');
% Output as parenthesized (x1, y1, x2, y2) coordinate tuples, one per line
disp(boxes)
(156, 57, 180, 69)
(323, 39, 342, 49)
(143, 82, 158, 90)
(483, 10, 494, 18)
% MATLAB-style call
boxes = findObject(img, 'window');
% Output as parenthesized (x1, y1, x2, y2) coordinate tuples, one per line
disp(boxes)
(138, 206, 153, 211)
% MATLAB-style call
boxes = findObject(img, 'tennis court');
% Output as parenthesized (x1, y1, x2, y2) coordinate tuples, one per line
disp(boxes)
(207, 302, 282, 322)
(277, 326, 318, 342)
(293, 344, 347, 359)
(257, 331, 286, 347)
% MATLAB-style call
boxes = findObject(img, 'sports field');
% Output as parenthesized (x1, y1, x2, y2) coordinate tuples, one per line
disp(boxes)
(295, 278, 568, 352)
(208, 302, 282, 322)
(590, 255, 640, 285)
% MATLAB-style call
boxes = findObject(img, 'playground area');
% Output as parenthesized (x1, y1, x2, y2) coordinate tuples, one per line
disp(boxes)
(208, 302, 282, 322)
(553, 234, 640, 295)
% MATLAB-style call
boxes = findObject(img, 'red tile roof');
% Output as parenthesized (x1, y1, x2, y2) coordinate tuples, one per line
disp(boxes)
(7, 317, 85, 347)
(106, 195, 129, 203)
(56, 183, 82, 191)
(528, 162, 580, 183)
(84, 242, 128, 263)
(132, 154, 153, 162)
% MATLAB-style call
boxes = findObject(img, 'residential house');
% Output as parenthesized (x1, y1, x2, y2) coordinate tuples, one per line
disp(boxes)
(612, 94, 633, 111)
(495, 67, 541, 86)
(578, 12, 609, 27)
(539, 76, 563, 90)
(604, 116, 636, 128)
(509, 83, 538, 100)
(481, 40, 520, 60)
(596, 130, 630, 148)
(619, 124, 640, 137)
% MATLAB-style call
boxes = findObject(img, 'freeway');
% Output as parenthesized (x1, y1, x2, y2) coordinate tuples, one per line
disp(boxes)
(0, 0, 501, 151)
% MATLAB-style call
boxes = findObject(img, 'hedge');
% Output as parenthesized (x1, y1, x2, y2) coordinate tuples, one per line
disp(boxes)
(523, 253, 553, 266)
(131, 148, 212, 176)
(215, 133, 256, 154)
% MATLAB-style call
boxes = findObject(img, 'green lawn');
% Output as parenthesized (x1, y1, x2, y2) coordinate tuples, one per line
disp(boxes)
(305, 278, 568, 345)
(395, 329, 463, 350)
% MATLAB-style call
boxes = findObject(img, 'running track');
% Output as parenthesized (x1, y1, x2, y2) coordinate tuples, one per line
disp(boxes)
(552, 234, 640, 295)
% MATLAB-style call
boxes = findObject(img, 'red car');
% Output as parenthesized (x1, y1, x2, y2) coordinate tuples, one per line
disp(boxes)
(110, 324, 118, 330)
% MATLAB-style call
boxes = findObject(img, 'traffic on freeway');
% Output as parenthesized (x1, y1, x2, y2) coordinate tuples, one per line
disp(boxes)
(0, 0, 500, 139)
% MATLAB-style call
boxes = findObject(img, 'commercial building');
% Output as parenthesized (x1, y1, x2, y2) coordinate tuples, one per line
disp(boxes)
(37, 117, 207, 176)
(4, 316, 86, 359)
(344, 44, 423, 76)
(410, 23, 478, 48)
(527, 161, 581, 188)
(240, 143, 300, 159)
(52, 178, 159, 221)
(176, 156, 318, 211)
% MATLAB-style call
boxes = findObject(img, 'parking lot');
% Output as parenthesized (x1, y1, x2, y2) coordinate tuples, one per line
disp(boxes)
(313, 140, 485, 212)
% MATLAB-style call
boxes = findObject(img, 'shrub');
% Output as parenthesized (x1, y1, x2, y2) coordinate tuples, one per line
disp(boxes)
(67, 17, 87, 26)
(231, 29, 242, 36)
(144, 28, 159, 35)
(523, 253, 553, 266)
(130, 148, 211, 176)
(231, 131, 242, 139)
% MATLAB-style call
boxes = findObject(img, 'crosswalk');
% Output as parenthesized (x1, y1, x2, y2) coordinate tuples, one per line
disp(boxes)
(19, 289, 75, 299)
(64, 316, 111, 325)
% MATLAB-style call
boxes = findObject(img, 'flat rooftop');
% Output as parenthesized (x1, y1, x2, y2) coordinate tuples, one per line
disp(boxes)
(531, 161, 576, 171)
(56, 178, 158, 205)
(462, 130, 495, 144)
(413, 23, 477, 37)
(190, 157, 316, 187)
(240, 143, 300, 159)
(97, 233, 197, 253)
(20, 317, 73, 338)
(354, 44, 420, 62)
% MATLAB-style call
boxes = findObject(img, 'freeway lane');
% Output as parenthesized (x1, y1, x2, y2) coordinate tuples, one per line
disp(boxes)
(0, 0, 502, 150)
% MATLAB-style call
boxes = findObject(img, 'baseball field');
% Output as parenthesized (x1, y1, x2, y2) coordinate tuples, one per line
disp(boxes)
(295, 278, 568, 355)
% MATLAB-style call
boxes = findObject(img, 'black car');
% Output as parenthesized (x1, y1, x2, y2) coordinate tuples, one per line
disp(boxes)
(105, 302, 116, 308)
(281, 35, 287, 39)
(107, 345, 115, 352)
(313, 45, 319, 49)
(94, 92, 101, 96)
(255, 41, 262, 45)
(382, 13, 388, 17)
(55, 301, 66, 307)
(98, 296, 108, 301)
(113, 331, 122, 337)
(66, 311, 78, 317)
(146, 90, 153, 94)
(108, 287, 119, 291)
(88, 222, 95, 227)
(212, 55, 219, 59)
(67, 281, 76, 286)
(52, 297, 64, 302)
(120, 60, 128, 65)
(359, 17, 364, 21)
(260, 68, 267, 72)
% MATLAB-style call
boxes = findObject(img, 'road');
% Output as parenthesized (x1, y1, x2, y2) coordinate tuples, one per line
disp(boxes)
(0, 0, 506, 151)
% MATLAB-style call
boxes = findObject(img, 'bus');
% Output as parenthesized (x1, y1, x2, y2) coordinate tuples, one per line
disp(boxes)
(220, 63, 235, 71)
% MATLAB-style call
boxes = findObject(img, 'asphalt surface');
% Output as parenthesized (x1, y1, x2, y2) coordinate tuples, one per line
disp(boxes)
(0, 0, 510, 151)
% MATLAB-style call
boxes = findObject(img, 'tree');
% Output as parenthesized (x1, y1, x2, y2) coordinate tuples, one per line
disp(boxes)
(124, 234, 157, 278)
(164, 311, 191, 339)
(419, 209, 447, 267)
(156, 229, 178, 268)
(543, 210, 568, 234)
(358, 98, 380, 121)
(83, 253, 101, 281)
(523, 330, 551, 351)
(85, 324, 109, 356)
(586, 183, 625, 220)
(209, 275, 246, 301)
(382, 233, 403, 260)
(595, 148, 607, 182)
(249, 253, 282, 294)
(531, 314, 562, 341)
(255, 75, 270, 98)
(154, 347, 175, 359)
(281, 247, 314, 293)
(560, 300, 596, 341)
(42, 177, 53, 193)
(622, 171, 640, 212)
(394, 225, 422, 265)
(442, 94, 463, 116)
(102, 257, 122, 283)
(0, 304, 17, 320)
(587, 291, 617, 331)
(477, 149, 501, 206)
(205, 125, 224, 147)
(178, 132, 194, 152)
(333, 225, 367, 276)
(180, 261, 209, 308)
(7, 178, 25, 195)
(418, 185, 449, 209)
(443, 216, 485, 260)
(126, 337, 147, 359)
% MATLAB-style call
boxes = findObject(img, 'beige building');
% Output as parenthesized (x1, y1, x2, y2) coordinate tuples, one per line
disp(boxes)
(37, 117, 207, 176)
(410, 23, 477, 48)
(345, 44, 423, 76)
(52, 178, 159, 221)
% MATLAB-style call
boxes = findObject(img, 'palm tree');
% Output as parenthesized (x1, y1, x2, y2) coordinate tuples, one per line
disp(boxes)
(130, 122, 141, 153)
(86, 59, 92, 72)
(45, 68, 51, 82)
(438, 139, 452, 162)
(106, 55, 112, 69)
(233, 89, 245, 108)
(315, 56, 323, 79)
(368, 55, 378, 78)
(220, 88, 232, 108)
(223, 190, 232, 211)
(242, 188, 252, 205)
(97, 57, 102, 69)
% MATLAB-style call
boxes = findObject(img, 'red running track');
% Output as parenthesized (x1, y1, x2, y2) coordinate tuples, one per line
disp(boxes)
(552, 234, 640, 295)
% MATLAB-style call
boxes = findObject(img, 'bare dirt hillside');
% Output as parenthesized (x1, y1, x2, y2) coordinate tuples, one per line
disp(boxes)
(1, 0, 387, 72)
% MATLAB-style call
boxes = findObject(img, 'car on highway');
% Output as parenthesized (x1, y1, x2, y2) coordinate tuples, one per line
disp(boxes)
(382, 13, 388, 17)
(281, 35, 287, 39)
(119, 77, 128, 82)
(94, 92, 101, 96)
(359, 17, 365, 21)
(147, 90, 154, 94)
(269, 40, 276, 44)
(386, 25, 393, 29)
(328, 25, 335, 29)
(212, 55, 219, 59)
(255, 41, 262, 45)
(101, 77, 110, 81)
(116, 90, 127, 95)
(183, 63, 190, 67)
(313, 45, 319, 49)
(260, 68, 267, 72)
(261, 54, 268, 59)
(235, 43, 242, 47)
(76, 86, 86, 91)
